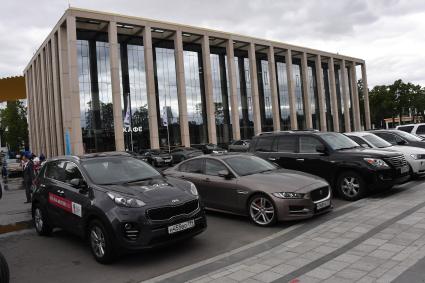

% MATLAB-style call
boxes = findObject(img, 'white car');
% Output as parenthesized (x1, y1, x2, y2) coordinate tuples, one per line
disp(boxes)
(396, 123, 425, 138)
(345, 132, 425, 177)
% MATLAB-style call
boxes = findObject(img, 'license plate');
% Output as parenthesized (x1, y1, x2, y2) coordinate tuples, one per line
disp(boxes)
(168, 220, 195, 234)
(400, 165, 409, 174)
(316, 199, 331, 210)
(164, 159, 171, 163)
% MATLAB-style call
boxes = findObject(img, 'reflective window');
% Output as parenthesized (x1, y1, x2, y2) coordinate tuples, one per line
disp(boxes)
(77, 31, 116, 153)
(235, 56, 254, 139)
(178, 159, 204, 174)
(346, 66, 354, 130)
(417, 125, 425, 134)
(308, 65, 320, 129)
(398, 125, 414, 133)
(276, 136, 297, 152)
(299, 136, 323, 153)
(184, 49, 208, 145)
(293, 64, 306, 129)
(254, 137, 275, 152)
(276, 61, 290, 130)
(154, 47, 181, 149)
(64, 162, 83, 184)
(258, 59, 273, 132)
(205, 159, 227, 176)
(120, 40, 150, 152)
(335, 66, 345, 132)
(211, 52, 232, 145)
(322, 64, 334, 131)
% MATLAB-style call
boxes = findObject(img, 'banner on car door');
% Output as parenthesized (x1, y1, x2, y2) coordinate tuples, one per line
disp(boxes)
(48, 192, 82, 217)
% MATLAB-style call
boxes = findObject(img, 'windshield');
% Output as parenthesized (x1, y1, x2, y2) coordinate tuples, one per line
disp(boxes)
(224, 155, 277, 176)
(320, 132, 360, 150)
(395, 130, 423, 142)
(82, 156, 161, 185)
(362, 134, 392, 148)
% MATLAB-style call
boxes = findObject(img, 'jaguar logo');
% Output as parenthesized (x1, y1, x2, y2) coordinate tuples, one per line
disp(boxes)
(171, 199, 180, 203)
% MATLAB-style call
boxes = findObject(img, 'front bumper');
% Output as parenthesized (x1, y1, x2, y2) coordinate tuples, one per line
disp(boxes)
(108, 207, 207, 251)
(273, 192, 333, 222)
(408, 159, 425, 175)
(366, 167, 410, 190)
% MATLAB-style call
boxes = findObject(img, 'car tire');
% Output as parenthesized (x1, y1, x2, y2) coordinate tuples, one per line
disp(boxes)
(0, 252, 9, 283)
(248, 194, 277, 227)
(88, 220, 116, 264)
(33, 205, 52, 236)
(336, 171, 366, 201)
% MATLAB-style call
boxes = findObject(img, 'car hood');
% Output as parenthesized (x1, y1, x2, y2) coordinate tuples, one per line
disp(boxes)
(334, 147, 402, 158)
(241, 169, 328, 193)
(152, 153, 172, 158)
(388, 145, 425, 155)
(101, 177, 193, 204)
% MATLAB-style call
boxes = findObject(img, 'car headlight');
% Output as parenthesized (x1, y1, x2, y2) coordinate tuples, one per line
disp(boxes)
(107, 192, 146, 208)
(272, 192, 305, 199)
(364, 158, 389, 168)
(410, 154, 425, 160)
(189, 182, 198, 197)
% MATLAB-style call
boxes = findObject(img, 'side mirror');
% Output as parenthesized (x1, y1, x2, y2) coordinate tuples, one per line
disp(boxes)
(397, 139, 406, 145)
(218, 169, 232, 179)
(70, 178, 87, 190)
(316, 144, 327, 154)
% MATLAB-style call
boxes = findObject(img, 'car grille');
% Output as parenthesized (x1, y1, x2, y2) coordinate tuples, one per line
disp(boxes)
(310, 186, 330, 202)
(385, 155, 407, 168)
(147, 199, 199, 221)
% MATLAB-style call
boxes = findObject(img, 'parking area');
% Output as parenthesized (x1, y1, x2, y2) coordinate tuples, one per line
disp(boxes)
(0, 196, 351, 283)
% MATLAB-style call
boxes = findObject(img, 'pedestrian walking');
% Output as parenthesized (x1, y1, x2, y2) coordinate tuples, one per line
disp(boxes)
(22, 153, 35, 203)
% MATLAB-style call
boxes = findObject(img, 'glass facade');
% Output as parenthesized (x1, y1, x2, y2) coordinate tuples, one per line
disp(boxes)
(335, 65, 345, 132)
(235, 55, 254, 139)
(154, 45, 181, 149)
(257, 58, 273, 132)
(308, 65, 320, 129)
(120, 36, 150, 152)
(183, 47, 208, 145)
(293, 62, 306, 129)
(347, 66, 355, 130)
(211, 51, 232, 145)
(276, 60, 290, 130)
(322, 63, 334, 131)
(77, 31, 116, 153)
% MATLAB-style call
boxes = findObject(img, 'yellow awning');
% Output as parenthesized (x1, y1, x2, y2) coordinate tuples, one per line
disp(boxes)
(0, 76, 26, 102)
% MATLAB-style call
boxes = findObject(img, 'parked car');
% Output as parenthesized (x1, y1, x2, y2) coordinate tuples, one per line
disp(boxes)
(0, 251, 9, 283)
(125, 151, 148, 162)
(200, 144, 226, 154)
(31, 152, 206, 263)
(6, 158, 22, 177)
(164, 153, 332, 226)
(228, 140, 251, 152)
(346, 132, 425, 178)
(396, 123, 425, 138)
(371, 129, 425, 149)
(170, 147, 203, 163)
(140, 149, 173, 167)
(250, 131, 410, 201)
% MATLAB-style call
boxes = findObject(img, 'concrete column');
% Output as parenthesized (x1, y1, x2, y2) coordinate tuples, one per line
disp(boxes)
(66, 16, 84, 155)
(37, 55, 45, 154)
(248, 42, 262, 135)
(361, 63, 371, 130)
(58, 24, 72, 154)
(46, 42, 57, 157)
(31, 63, 40, 155)
(51, 33, 65, 155)
(108, 21, 125, 151)
(328, 58, 339, 132)
(285, 49, 298, 130)
(174, 30, 190, 147)
(40, 50, 51, 156)
(143, 26, 160, 149)
(201, 35, 217, 144)
(315, 55, 327, 131)
(341, 59, 351, 132)
(350, 63, 361, 131)
(301, 52, 313, 129)
(225, 39, 241, 140)
(267, 46, 280, 132)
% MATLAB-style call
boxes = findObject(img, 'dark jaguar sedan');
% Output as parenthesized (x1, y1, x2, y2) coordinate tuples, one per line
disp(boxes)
(31, 152, 206, 263)
(164, 153, 332, 226)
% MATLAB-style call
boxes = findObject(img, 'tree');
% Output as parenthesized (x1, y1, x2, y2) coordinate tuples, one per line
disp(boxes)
(0, 101, 28, 152)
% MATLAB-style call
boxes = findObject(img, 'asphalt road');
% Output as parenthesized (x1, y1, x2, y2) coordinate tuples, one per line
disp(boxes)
(0, 196, 348, 283)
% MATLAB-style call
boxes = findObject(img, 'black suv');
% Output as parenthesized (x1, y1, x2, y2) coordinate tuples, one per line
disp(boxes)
(371, 129, 425, 149)
(250, 131, 410, 201)
(31, 152, 206, 263)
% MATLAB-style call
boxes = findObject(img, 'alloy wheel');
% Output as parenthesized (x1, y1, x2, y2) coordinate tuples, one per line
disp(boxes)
(341, 176, 360, 197)
(249, 197, 275, 225)
(34, 208, 43, 232)
(90, 226, 106, 258)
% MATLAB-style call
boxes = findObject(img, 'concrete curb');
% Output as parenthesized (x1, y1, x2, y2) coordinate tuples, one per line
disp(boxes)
(0, 220, 33, 235)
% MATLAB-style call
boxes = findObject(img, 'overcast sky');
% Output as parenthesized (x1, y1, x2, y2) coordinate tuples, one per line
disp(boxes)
(1, 0, 424, 88)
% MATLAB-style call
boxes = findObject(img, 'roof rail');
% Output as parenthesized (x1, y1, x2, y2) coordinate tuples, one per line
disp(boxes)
(256, 129, 319, 136)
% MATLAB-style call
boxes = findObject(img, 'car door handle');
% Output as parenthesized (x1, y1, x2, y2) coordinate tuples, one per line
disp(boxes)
(296, 158, 305, 162)
(268, 157, 276, 161)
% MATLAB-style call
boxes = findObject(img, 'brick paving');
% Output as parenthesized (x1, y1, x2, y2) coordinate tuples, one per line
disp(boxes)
(144, 181, 425, 283)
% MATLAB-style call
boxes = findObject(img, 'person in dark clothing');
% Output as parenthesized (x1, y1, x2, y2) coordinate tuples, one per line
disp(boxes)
(22, 153, 35, 203)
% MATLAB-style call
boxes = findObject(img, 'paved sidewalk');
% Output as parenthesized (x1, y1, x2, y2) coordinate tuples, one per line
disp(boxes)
(144, 181, 425, 283)
(0, 178, 32, 233)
